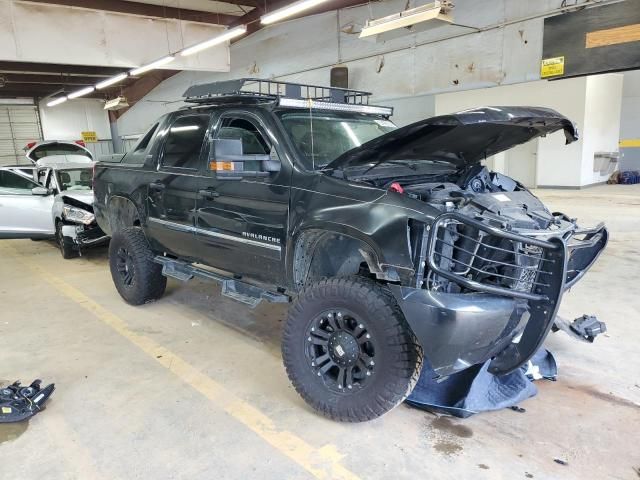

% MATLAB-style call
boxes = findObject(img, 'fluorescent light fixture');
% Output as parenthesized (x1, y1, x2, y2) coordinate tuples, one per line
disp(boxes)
(181, 26, 247, 56)
(96, 73, 128, 90)
(67, 86, 95, 99)
(130, 56, 175, 76)
(278, 97, 393, 116)
(47, 96, 68, 107)
(359, 1, 452, 39)
(261, 0, 328, 25)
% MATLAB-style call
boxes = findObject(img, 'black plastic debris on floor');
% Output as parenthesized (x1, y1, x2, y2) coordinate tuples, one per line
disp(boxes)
(405, 349, 557, 418)
(0, 380, 55, 423)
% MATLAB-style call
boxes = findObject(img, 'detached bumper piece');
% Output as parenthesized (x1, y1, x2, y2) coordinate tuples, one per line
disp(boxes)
(553, 314, 607, 343)
(0, 380, 55, 423)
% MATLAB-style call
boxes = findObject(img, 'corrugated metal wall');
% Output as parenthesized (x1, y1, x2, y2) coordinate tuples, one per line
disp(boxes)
(0, 104, 42, 166)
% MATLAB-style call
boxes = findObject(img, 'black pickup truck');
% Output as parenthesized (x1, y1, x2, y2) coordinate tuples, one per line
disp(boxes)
(93, 78, 608, 422)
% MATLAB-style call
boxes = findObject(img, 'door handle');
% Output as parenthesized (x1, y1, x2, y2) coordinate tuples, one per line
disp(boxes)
(149, 182, 165, 192)
(198, 189, 220, 200)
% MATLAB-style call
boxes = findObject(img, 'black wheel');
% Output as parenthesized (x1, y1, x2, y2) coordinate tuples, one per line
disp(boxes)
(282, 277, 423, 422)
(108, 227, 166, 305)
(56, 221, 78, 259)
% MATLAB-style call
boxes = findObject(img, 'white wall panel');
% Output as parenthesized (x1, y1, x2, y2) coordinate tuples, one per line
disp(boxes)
(39, 99, 111, 142)
(0, 0, 230, 71)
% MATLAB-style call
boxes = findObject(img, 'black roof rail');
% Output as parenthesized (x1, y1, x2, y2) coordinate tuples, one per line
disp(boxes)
(183, 77, 372, 105)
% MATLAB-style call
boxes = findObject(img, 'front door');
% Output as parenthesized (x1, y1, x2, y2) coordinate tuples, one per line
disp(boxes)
(145, 112, 211, 260)
(195, 111, 290, 285)
(0, 169, 54, 238)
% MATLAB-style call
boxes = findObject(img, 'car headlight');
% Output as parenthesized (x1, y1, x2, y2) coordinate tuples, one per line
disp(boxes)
(62, 205, 95, 225)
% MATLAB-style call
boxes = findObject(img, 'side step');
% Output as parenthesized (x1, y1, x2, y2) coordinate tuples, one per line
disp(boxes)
(154, 256, 289, 308)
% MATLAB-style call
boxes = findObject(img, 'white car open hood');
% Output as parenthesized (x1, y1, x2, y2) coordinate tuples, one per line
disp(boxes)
(60, 190, 94, 206)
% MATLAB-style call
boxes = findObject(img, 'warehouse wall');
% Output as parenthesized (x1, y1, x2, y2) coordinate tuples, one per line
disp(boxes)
(435, 74, 623, 188)
(620, 70, 640, 170)
(582, 74, 624, 185)
(435, 78, 587, 187)
(39, 99, 111, 142)
(117, 0, 599, 136)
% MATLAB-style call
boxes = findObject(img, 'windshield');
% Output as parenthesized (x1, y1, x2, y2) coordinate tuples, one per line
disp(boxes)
(277, 111, 396, 169)
(29, 143, 92, 161)
(56, 168, 93, 191)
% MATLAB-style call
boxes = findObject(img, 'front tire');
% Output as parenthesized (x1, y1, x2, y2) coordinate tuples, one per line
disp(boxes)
(108, 227, 166, 305)
(56, 221, 78, 259)
(282, 277, 423, 422)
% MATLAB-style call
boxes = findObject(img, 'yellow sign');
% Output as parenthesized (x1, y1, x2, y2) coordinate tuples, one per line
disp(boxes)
(620, 139, 640, 148)
(540, 56, 565, 78)
(81, 131, 98, 143)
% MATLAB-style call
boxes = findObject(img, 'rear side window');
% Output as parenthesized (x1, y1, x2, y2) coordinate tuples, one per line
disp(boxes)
(161, 114, 210, 170)
(0, 170, 38, 194)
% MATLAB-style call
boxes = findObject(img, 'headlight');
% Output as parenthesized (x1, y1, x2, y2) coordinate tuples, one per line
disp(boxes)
(62, 205, 95, 225)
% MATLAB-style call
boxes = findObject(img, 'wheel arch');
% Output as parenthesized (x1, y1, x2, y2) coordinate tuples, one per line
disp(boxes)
(289, 225, 400, 290)
(106, 195, 143, 233)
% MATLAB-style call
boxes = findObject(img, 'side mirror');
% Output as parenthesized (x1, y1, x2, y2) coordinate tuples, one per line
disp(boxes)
(211, 138, 281, 177)
(31, 186, 50, 196)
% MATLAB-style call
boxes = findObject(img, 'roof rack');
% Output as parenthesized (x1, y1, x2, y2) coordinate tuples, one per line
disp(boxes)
(182, 78, 393, 116)
(183, 78, 373, 105)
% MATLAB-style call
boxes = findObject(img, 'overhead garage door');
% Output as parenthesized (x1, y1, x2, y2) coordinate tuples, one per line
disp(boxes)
(0, 104, 43, 166)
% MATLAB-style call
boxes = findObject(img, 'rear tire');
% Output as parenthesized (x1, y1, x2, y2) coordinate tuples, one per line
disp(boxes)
(108, 227, 166, 305)
(56, 221, 78, 259)
(282, 277, 423, 422)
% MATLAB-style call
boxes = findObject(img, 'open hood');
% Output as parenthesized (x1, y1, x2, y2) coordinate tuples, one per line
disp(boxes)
(326, 106, 578, 171)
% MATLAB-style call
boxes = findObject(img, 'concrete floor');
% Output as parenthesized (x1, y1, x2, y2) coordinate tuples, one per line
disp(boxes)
(1, 184, 639, 480)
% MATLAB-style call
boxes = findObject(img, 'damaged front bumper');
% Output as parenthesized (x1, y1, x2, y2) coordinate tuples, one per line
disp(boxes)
(390, 218, 608, 378)
(61, 223, 109, 248)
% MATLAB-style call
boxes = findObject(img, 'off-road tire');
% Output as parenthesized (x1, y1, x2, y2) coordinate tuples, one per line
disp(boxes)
(109, 227, 166, 305)
(56, 220, 78, 259)
(282, 277, 423, 422)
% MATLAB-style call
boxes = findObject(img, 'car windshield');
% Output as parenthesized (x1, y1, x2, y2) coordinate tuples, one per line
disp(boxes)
(56, 168, 93, 191)
(30, 143, 92, 160)
(276, 111, 396, 170)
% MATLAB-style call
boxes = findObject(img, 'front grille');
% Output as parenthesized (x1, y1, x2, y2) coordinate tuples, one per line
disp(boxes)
(426, 213, 560, 301)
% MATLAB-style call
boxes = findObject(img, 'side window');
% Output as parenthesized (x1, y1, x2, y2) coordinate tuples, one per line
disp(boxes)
(133, 123, 158, 153)
(161, 114, 210, 170)
(0, 171, 38, 194)
(212, 116, 278, 173)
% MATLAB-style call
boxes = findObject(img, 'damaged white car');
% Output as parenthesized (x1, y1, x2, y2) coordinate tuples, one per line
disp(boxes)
(0, 160, 108, 258)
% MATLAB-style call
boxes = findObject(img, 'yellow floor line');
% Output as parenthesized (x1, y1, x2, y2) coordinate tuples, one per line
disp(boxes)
(3, 244, 360, 480)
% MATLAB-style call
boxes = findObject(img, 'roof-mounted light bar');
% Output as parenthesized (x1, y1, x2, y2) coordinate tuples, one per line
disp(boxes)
(278, 97, 393, 116)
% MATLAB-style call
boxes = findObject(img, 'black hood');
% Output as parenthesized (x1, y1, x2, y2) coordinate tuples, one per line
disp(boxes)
(326, 106, 578, 171)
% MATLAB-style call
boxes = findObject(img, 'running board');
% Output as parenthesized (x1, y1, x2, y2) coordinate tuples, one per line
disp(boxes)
(154, 256, 289, 308)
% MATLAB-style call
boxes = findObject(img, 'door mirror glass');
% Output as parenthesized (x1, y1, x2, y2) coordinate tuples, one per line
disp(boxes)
(31, 186, 50, 196)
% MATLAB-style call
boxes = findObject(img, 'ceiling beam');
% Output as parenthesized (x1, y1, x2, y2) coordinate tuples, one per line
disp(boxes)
(0, 61, 126, 77)
(22, 0, 241, 25)
(207, 0, 264, 8)
(0, 73, 119, 85)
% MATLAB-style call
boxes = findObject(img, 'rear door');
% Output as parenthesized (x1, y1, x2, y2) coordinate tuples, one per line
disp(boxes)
(194, 110, 290, 284)
(145, 111, 212, 260)
(0, 170, 54, 238)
